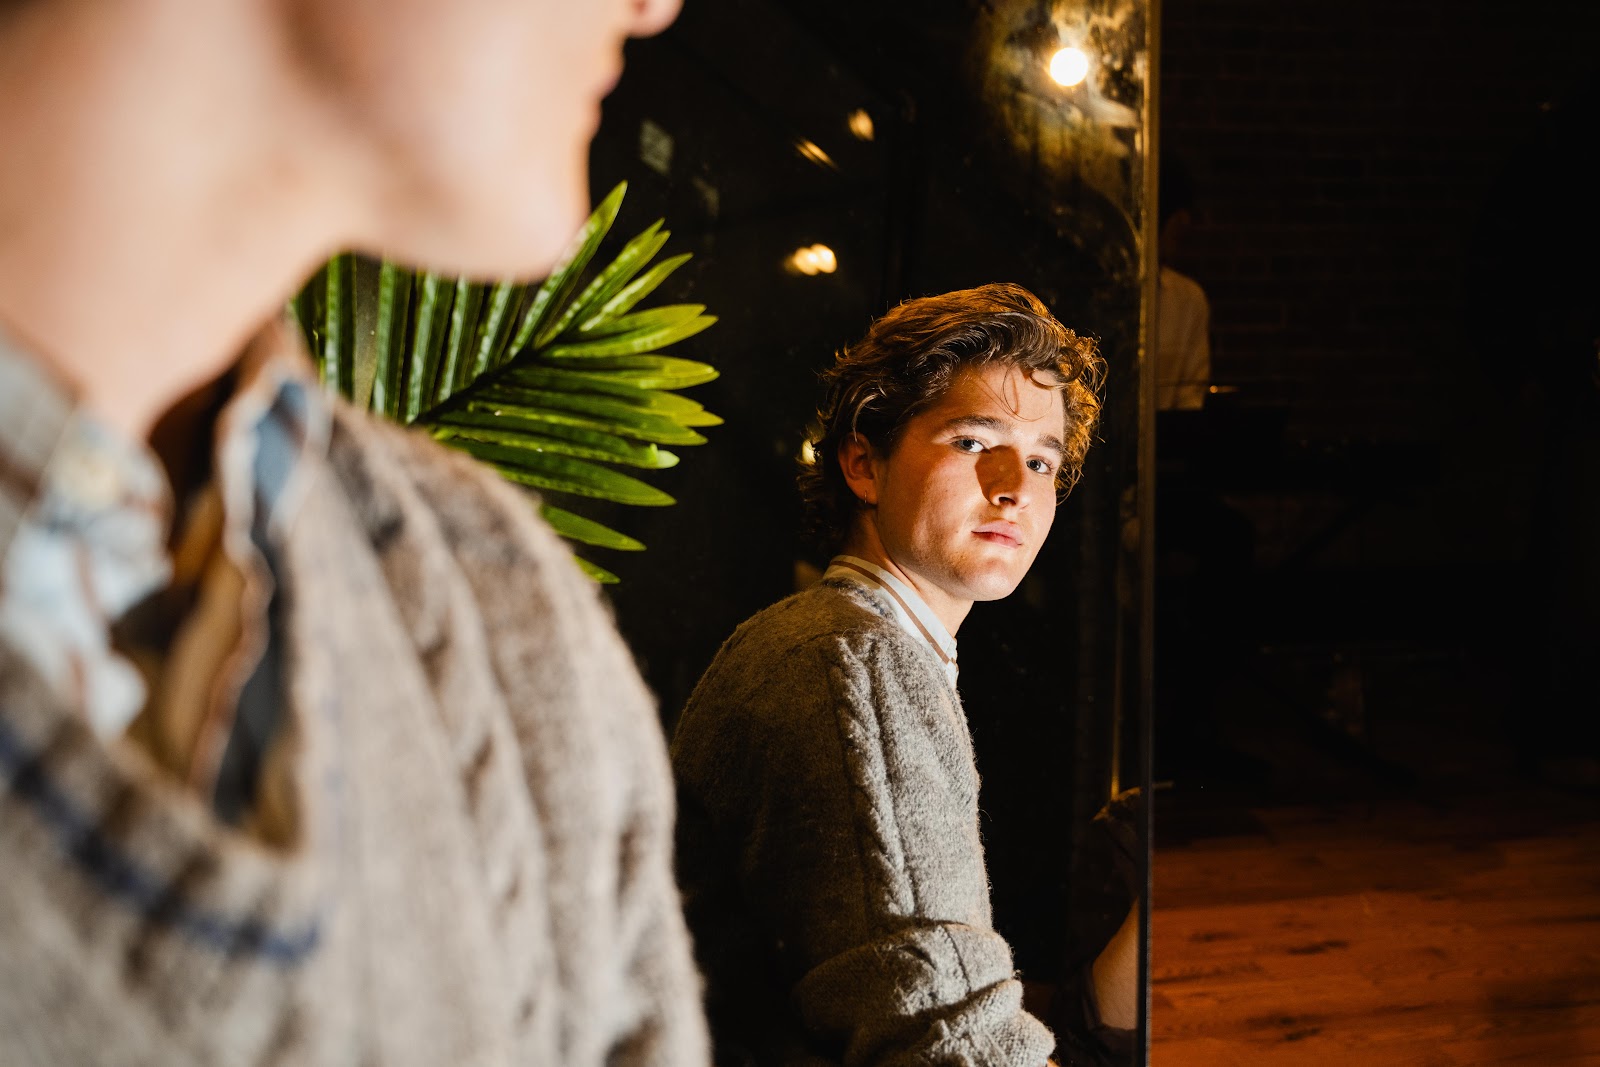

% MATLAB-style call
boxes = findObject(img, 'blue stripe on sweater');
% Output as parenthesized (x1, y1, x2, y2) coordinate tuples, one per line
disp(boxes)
(0, 713, 320, 965)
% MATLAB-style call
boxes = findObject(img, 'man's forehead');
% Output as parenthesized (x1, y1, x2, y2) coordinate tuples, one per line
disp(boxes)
(933, 364, 1068, 440)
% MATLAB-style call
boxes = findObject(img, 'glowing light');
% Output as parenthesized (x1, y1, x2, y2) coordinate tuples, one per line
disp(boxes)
(1049, 46, 1090, 87)
(848, 109, 876, 141)
(795, 138, 837, 169)
(787, 244, 839, 276)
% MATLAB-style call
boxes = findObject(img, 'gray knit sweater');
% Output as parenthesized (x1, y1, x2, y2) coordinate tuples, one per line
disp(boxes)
(671, 579, 1053, 1067)
(0, 391, 709, 1066)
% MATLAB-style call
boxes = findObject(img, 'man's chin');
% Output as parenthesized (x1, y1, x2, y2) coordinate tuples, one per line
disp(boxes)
(959, 568, 1029, 604)
(393, 158, 589, 282)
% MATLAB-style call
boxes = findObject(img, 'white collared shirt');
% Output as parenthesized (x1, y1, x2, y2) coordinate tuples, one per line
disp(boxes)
(824, 554, 959, 691)
(0, 319, 328, 749)
(1156, 265, 1211, 411)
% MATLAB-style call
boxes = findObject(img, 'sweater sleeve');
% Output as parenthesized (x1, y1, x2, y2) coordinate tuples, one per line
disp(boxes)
(704, 629, 1053, 1067)
(373, 418, 710, 1067)
(580, 577, 711, 1067)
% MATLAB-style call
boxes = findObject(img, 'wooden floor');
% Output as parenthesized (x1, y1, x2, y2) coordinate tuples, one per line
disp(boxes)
(1151, 793, 1600, 1065)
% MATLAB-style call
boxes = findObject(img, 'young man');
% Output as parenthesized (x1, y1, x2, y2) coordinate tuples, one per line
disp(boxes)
(0, 1, 707, 1064)
(672, 283, 1133, 1067)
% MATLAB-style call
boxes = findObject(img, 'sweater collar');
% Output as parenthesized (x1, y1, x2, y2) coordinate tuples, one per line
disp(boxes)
(825, 555, 959, 689)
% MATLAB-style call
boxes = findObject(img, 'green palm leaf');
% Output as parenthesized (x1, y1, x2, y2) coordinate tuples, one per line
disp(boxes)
(434, 411, 680, 469)
(293, 181, 718, 582)
(540, 505, 645, 552)
(573, 557, 621, 584)
(370, 262, 413, 418)
(539, 353, 720, 389)
(580, 252, 692, 329)
(542, 313, 717, 359)
(509, 182, 627, 354)
(536, 220, 668, 347)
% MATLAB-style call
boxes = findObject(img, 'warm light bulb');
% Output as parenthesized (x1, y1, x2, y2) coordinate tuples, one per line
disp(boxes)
(786, 243, 839, 277)
(1049, 46, 1090, 87)
(848, 108, 876, 141)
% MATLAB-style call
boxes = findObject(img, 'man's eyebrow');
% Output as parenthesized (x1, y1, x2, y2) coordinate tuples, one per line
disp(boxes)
(940, 414, 1066, 458)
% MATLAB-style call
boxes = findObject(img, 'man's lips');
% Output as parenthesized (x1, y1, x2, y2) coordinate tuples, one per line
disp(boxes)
(972, 521, 1023, 548)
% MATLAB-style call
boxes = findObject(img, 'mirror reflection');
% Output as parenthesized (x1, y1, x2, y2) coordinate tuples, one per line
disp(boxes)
(590, 0, 1155, 1063)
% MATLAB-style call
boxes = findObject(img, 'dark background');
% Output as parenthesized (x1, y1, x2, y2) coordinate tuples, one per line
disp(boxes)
(1153, 0, 1600, 816)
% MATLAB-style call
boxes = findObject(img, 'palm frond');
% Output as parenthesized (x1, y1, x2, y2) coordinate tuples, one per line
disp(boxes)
(294, 181, 718, 582)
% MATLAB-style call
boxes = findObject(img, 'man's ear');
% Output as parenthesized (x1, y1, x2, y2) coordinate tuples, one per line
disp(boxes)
(837, 432, 879, 506)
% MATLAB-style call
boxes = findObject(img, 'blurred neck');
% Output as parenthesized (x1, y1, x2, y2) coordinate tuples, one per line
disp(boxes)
(0, 0, 370, 441)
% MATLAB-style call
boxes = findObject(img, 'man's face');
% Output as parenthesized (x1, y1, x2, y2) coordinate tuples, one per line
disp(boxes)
(859, 363, 1067, 619)
(290, 0, 680, 278)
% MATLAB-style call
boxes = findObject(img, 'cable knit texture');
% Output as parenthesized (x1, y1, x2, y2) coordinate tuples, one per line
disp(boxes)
(672, 579, 1053, 1067)
(0, 396, 709, 1067)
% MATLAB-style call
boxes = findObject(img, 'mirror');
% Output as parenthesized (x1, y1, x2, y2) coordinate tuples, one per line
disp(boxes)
(588, 0, 1156, 1060)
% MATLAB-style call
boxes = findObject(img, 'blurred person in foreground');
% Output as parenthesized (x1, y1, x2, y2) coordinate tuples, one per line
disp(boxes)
(671, 284, 1139, 1067)
(0, 1, 710, 1064)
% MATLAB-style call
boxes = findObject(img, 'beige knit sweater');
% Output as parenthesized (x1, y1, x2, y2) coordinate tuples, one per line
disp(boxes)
(0, 400, 708, 1066)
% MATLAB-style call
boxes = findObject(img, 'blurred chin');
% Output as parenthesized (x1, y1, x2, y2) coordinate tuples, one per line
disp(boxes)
(482, 179, 589, 279)
(396, 143, 590, 282)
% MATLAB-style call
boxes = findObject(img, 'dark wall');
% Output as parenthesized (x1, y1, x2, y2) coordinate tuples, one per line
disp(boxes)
(584, 0, 896, 721)
(1161, 0, 1599, 589)
(1153, 0, 1600, 791)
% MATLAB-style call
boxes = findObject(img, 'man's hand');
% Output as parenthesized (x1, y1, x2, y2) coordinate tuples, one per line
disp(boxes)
(1089, 901, 1141, 1031)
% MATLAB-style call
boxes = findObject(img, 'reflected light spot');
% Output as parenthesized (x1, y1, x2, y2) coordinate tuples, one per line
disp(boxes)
(1049, 46, 1090, 87)
(795, 139, 837, 169)
(787, 244, 839, 276)
(848, 109, 876, 141)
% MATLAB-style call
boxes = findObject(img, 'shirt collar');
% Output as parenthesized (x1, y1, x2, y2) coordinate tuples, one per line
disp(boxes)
(0, 315, 327, 563)
(214, 318, 330, 552)
(0, 315, 328, 739)
(0, 323, 83, 560)
(824, 554, 959, 689)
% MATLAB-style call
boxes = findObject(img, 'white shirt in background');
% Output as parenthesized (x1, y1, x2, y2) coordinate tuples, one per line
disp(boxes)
(1156, 265, 1212, 411)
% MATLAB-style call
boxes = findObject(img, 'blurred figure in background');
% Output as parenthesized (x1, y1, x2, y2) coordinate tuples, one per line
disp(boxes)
(1155, 156, 1212, 412)
(0, 1, 709, 1064)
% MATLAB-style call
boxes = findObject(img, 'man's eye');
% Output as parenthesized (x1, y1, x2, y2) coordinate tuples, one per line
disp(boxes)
(1026, 457, 1056, 475)
(954, 437, 984, 453)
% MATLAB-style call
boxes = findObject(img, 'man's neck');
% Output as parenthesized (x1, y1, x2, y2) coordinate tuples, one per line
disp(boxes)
(0, 0, 364, 442)
(839, 524, 972, 638)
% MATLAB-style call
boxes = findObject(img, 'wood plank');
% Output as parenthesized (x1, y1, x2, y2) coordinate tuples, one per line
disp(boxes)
(1151, 795, 1600, 1064)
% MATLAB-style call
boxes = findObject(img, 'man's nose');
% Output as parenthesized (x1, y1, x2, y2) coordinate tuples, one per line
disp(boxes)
(983, 449, 1031, 508)
(628, 0, 682, 38)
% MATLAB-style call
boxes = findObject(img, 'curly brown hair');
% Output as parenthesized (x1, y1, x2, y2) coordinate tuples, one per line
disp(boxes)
(797, 282, 1105, 552)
